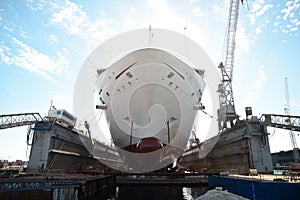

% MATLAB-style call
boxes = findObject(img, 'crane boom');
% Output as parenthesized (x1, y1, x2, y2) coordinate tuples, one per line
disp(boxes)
(224, 0, 240, 79)
(217, 0, 241, 131)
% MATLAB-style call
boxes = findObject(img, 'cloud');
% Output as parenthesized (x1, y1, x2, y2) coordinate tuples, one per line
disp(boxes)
(129, 6, 137, 14)
(192, 7, 203, 17)
(235, 26, 250, 61)
(281, 0, 299, 20)
(291, 99, 300, 110)
(36, 0, 258, 68)
(243, 65, 266, 105)
(291, 19, 300, 26)
(280, 27, 289, 34)
(51, 1, 88, 34)
(248, 0, 273, 25)
(189, 0, 198, 5)
(26, 0, 46, 11)
(3, 25, 13, 32)
(286, 1, 294, 7)
(116, 0, 229, 64)
(272, 0, 300, 36)
(256, 27, 262, 35)
(50, 93, 73, 112)
(51, 0, 115, 41)
(256, 4, 273, 17)
(48, 34, 58, 45)
(251, 0, 265, 13)
(0, 38, 69, 83)
(290, 27, 298, 32)
(119, 0, 182, 32)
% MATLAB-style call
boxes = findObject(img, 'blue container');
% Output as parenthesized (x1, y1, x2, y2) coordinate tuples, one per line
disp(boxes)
(208, 175, 300, 200)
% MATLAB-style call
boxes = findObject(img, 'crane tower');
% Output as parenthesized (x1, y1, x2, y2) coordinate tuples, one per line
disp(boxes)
(284, 77, 300, 163)
(217, 0, 242, 131)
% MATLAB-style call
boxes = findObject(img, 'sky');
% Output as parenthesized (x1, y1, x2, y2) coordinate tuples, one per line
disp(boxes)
(0, 0, 300, 161)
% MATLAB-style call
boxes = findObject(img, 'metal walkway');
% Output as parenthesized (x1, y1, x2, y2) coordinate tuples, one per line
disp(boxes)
(260, 114, 300, 132)
(0, 113, 43, 130)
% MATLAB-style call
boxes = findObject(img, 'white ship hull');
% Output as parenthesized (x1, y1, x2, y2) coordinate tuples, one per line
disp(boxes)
(73, 28, 219, 172)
